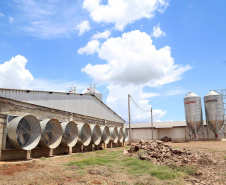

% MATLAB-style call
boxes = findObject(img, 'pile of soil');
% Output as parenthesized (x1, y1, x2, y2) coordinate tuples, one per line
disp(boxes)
(126, 140, 226, 184)
(127, 140, 215, 167)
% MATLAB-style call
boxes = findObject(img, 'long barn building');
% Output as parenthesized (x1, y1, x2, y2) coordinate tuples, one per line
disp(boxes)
(0, 88, 125, 161)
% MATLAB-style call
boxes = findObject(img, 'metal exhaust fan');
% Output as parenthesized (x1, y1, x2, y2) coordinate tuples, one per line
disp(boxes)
(117, 127, 123, 143)
(39, 119, 62, 149)
(100, 126, 110, 144)
(90, 124, 101, 145)
(109, 127, 118, 144)
(7, 115, 41, 150)
(61, 121, 78, 147)
(77, 123, 92, 146)
(123, 128, 129, 142)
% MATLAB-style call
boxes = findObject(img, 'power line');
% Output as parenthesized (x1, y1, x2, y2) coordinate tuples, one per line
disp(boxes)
(129, 95, 151, 112)
(128, 94, 154, 140)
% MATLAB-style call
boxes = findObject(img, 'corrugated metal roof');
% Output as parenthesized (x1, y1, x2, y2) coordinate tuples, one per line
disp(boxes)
(124, 120, 207, 129)
(0, 88, 125, 123)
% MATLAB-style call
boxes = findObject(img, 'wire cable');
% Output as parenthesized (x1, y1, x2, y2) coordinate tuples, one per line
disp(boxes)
(129, 95, 151, 112)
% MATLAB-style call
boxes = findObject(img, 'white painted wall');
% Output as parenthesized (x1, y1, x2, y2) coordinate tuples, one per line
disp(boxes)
(131, 126, 225, 142)
(132, 128, 158, 142)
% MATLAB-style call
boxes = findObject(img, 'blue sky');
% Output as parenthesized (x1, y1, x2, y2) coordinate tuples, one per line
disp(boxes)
(0, 0, 225, 123)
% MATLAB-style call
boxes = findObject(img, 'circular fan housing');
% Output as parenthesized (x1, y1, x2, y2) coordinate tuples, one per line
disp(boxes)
(61, 121, 78, 147)
(109, 127, 118, 144)
(117, 127, 123, 143)
(39, 119, 62, 149)
(100, 126, 110, 144)
(77, 123, 91, 146)
(90, 124, 101, 145)
(7, 115, 41, 150)
(123, 128, 129, 142)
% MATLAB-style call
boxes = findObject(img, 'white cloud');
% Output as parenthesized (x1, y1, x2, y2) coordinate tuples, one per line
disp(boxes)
(0, 12, 4, 17)
(0, 55, 87, 92)
(83, 0, 169, 30)
(92, 30, 111, 40)
(78, 40, 100, 54)
(11, 0, 82, 38)
(0, 55, 33, 89)
(9, 16, 14, 24)
(79, 30, 191, 122)
(151, 23, 166, 37)
(165, 89, 187, 96)
(142, 92, 160, 99)
(76, 20, 91, 36)
(81, 30, 191, 87)
(106, 84, 166, 123)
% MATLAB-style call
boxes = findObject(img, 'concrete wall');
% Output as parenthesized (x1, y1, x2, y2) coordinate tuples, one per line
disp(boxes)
(131, 128, 158, 142)
(131, 127, 186, 142)
(131, 126, 226, 142)
(158, 127, 186, 141)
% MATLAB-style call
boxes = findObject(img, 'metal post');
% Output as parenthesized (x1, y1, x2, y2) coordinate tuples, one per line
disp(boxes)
(185, 117, 189, 141)
(216, 116, 219, 140)
(151, 108, 153, 140)
(201, 110, 205, 141)
(202, 122, 205, 141)
(128, 94, 132, 145)
(194, 116, 198, 141)
(205, 108, 210, 140)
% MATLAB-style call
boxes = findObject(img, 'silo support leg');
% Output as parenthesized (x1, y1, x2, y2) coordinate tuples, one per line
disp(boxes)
(194, 118, 198, 141)
(216, 119, 219, 140)
(202, 124, 205, 141)
(207, 124, 210, 140)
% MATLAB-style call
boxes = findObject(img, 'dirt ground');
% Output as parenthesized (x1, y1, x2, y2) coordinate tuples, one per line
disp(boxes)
(0, 141, 226, 185)
(169, 141, 226, 152)
(168, 141, 226, 184)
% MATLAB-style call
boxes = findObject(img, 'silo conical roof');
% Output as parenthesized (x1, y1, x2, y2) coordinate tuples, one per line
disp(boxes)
(185, 92, 199, 98)
(204, 90, 221, 97)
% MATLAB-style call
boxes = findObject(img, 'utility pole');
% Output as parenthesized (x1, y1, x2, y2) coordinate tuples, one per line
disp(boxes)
(151, 108, 153, 140)
(128, 94, 132, 145)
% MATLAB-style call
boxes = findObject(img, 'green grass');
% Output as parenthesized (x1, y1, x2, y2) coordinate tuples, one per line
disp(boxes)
(168, 163, 197, 176)
(66, 148, 184, 181)
(122, 158, 178, 180)
(106, 150, 123, 156)
(73, 153, 86, 157)
(67, 156, 115, 168)
(222, 155, 226, 159)
(94, 149, 108, 154)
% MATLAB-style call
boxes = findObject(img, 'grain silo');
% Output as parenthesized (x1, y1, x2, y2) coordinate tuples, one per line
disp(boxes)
(204, 90, 225, 139)
(184, 92, 204, 140)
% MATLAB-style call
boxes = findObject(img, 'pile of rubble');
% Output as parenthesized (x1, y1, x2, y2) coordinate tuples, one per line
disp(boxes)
(126, 140, 215, 167)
